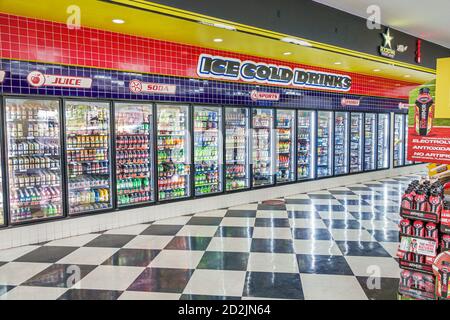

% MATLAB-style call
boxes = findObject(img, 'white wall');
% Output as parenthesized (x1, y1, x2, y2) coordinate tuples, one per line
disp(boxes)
(0, 164, 425, 250)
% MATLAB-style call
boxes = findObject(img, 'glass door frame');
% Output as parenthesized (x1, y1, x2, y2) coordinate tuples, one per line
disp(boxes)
(333, 111, 350, 176)
(0, 97, 9, 227)
(63, 98, 116, 216)
(275, 108, 297, 185)
(393, 113, 406, 168)
(250, 107, 276, 188)
(223, 105, 251, 193)
(192, 104, 225, 198)
(154, 103, 193, 203)
(113, 101, 156, 208)
(404, 113, 415, 166)
(2, 95, 68, 225)
(363, 112, 378, 172)
(297, 109, 316, 182)
(377, 112, 391, 170)
(316, 110, 335, 179)
(349, 112, 364, 174)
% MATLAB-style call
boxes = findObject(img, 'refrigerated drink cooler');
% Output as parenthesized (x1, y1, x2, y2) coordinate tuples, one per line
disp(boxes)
(377, 113, 390, 169)
(350, 113, 363, 173)
(5, 98, 64, 223)
(317, 111, 333, 178)
(276, 109, 295, 183)
(297, 110, 315, 180)
(364, 113, 377, 171)
(334, 112, 349, 175)
(156, 104, 191, 201)
(394, 114, 405, 167)
(225, 108, 250, 191)
(65, 101, 113, 215)
(194, 106, 223, 196)
(115, 103, 154, 207)
(252, 109, 274, 187)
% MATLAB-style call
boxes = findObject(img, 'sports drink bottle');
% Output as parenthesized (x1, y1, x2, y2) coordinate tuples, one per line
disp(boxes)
(413, 220, 425, 237)
(429, 189, 443, 214)
(414, 87, 434, 136)
(401, 187, 415, 209)
(412, 272, 425, 290)
(414, 188, 430, 212)
(400, 270, 412, 287)
(425, 222, 438, 239)
(399, 219, 412, 235)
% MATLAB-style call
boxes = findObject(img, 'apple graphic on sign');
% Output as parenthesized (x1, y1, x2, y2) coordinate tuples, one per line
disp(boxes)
(27, 71, 45, 87)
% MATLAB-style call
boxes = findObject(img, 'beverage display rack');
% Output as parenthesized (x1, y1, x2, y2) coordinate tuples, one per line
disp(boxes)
(225, 108, 249, 191)
(115, 103, 154, 207)
(398, 179, 449, 300)
(5, 98, 64, 223)
(297, 111, 314, 180)
(194, 107, 222, 196)
(276, 110, 295, 183)
(65, 101, 112, 215)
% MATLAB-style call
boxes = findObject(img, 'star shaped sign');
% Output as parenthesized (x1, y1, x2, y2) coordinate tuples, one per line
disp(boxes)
(382, 28, 394, 49)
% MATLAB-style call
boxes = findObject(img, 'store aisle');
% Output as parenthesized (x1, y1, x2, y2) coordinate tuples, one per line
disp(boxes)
(0, 174, 420, 300)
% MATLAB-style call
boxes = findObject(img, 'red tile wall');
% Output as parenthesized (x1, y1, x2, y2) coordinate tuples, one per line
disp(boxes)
(0, 13, 420, 99)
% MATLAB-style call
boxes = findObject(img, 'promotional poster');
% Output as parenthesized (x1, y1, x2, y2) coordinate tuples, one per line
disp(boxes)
(407, 68, 450, 164)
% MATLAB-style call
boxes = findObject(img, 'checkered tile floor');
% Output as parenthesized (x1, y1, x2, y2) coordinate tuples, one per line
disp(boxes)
(0, 174, 421, 300)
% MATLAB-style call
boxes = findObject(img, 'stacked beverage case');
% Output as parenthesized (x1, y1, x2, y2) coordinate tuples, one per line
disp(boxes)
(398, 178, 450, 300)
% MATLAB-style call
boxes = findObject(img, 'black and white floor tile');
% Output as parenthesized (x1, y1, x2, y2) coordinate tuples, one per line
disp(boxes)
(0, 174, 421, 300)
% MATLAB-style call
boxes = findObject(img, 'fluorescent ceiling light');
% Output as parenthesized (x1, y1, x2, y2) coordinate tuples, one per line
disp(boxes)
(112, 19, 125, 24)
(199, 21, 237, 31)
(280, 37, 312, 47)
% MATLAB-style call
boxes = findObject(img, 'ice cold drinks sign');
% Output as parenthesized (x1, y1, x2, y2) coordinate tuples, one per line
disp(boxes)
(197, 54, 352, 92)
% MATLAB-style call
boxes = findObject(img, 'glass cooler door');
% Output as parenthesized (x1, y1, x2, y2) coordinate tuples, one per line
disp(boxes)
(0, 146, 3, 225)
(297, 110, 315, 180)
(317, 111, 333, 178)
(225, 107, 250, 191)
(364, 113, 377, 171)
(377, 113, 390, 169)
(350, 113, 363, 173)
(252, 108, 274, 187)
(334, 112, 349, 175)
(276, 109, 295, 183)
(5, 98, 64, 223)
(65, 101, 113, 215)
(194, 106, 223, 196)
(115, 103, 154, 207)
(394, 114, 405, 167)
(156, 104, 191, 201)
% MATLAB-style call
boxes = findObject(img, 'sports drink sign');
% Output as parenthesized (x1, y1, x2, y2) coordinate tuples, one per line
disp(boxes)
(407, 61, 450, 165)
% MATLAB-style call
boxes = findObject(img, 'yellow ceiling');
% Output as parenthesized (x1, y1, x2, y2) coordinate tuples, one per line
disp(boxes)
(0, 0, 436, 84)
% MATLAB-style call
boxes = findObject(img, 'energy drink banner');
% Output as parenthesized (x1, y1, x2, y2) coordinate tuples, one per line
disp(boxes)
(407, 58, 450, 164)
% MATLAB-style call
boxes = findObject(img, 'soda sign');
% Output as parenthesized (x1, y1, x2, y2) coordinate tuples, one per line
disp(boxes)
(250, 90, 280, 102)
(27, 71, 92, 88)
(129, 80, 177, 94)
(0, 70, 5, 83)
